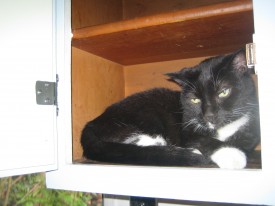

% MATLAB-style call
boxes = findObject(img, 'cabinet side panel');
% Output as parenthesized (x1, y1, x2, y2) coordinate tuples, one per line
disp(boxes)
(72, 47, 125, 160)
(124, 57, 207, 96)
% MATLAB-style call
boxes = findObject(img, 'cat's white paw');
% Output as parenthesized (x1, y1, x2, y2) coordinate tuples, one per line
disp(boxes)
(211, 147, 247, 169)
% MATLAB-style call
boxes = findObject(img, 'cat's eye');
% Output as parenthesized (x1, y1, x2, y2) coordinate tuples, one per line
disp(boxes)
(218, 88, 231, 98)
(191, 98, 201, 104)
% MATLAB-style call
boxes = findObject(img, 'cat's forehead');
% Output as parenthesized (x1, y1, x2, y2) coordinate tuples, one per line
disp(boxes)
(198, 65, 223, 82)
(198, 57, 231, 80)
(192, 62, 232, 93)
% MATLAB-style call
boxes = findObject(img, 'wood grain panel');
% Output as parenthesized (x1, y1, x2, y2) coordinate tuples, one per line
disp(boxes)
(72, 47, 125, 160)
(72, 0, 253, 65)
(72, 0, 123, 29)
(124, 57, 208, 96)
(123, 0, 235, 20)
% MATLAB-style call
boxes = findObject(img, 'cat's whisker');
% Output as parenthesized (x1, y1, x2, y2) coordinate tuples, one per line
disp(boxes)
(114, 121, 128, 127)
(246, 102, 258, 106)
(232, 105, 256, 113)
(193, 123, 205, 133)
(229, 110, 247, 115)
(232, 109, 247, 113)
(181, 119, 197, 129)
(232, 110, 251, 115)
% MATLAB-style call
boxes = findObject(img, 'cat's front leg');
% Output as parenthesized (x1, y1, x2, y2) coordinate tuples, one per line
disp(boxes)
(185, 137, 247, 169)
(210, 147, 247, 169)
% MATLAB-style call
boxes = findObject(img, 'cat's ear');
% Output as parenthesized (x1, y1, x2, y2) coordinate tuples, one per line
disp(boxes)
(166, 68, 199, 86)
(231, 49, 248, 73)
(166, 70, 186, 86)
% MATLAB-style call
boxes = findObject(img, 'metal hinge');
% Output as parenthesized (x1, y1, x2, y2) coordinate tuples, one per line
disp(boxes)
(36, 75, 59, 115)
(246, 43, 257, 74)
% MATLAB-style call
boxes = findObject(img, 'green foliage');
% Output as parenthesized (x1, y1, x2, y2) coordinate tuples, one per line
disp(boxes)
(0, 173, 101, 206)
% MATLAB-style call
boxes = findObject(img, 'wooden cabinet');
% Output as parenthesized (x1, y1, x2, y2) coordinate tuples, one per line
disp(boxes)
(70, 0, 257, 162)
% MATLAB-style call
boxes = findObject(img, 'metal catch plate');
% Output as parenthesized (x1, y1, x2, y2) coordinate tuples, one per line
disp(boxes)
(246, 43, 256, 67)
(36, 81, 56, 105)
(246, 43, 257, 74)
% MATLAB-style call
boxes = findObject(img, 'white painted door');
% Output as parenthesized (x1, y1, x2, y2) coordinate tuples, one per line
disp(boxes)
(0, 0, 57, 177)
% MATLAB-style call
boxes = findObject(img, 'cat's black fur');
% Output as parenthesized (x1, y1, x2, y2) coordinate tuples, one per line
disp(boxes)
(81, 49, 260, 168)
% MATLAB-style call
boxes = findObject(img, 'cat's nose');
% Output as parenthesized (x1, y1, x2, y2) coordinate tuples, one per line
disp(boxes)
(203, 104, 216, 124)
(204, 110, 215, 124)
(205, 115, 215, 124)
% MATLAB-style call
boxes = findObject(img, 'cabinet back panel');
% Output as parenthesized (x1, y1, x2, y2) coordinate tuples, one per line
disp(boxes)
(124, 57, 208, 96)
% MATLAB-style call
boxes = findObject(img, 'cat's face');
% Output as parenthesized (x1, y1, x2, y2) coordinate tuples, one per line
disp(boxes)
(167, 50, 257, 136)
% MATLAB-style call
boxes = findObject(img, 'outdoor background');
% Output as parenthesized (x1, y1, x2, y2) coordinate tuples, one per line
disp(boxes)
(0, 173, 102, 206)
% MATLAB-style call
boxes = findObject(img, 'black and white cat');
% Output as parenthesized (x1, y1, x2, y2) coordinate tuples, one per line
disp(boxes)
(81, 49, 260, 169)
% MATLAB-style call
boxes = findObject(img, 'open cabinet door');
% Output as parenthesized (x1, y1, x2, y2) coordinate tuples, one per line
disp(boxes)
(0, 0, 57, 177)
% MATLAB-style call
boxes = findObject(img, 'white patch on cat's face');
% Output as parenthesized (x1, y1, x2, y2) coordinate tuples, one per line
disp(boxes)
(207, 122, 215, 129)
(211, 147, 247, 169)
(215, 114, 249, 142)
(124, 134, 167, 147)
(191, 148, 202, 155)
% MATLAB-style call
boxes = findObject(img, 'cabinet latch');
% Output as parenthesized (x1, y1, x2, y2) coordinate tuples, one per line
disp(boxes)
(246, 43, 256, 74)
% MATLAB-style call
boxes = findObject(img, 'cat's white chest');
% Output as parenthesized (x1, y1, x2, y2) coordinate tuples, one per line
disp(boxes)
(215, 114, 249, 142)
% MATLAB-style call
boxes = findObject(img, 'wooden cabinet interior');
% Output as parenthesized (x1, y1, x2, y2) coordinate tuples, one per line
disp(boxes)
(71, 0, 257, 164)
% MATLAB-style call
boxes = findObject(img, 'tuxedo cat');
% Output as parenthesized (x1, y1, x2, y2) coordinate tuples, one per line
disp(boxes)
(81, 49, 260, 169)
